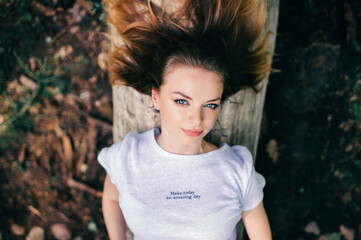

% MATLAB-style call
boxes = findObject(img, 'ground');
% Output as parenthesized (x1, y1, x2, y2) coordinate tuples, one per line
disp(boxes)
(0, 0, 360, 239)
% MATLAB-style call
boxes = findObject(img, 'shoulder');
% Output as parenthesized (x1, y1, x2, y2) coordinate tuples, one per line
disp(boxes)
(120, 128, 154, 145)
(219, 145, 258, 184)
(227, 145, 254, 168)
(98, 129, 153, 158)
(122, 130, 146, 147)
(97, 129, 155, 180)
(210, 144, 255, 180)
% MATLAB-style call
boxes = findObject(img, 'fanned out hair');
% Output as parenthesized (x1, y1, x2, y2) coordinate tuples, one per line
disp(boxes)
(104, 0, 273, 101)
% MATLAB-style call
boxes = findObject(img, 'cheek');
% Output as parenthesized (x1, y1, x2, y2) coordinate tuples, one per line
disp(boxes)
(204, 109, 220, 125)
(159, 101, 183, 122)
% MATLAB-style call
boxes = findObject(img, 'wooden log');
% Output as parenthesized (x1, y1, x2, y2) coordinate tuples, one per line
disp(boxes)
(109, 0, 280, 239)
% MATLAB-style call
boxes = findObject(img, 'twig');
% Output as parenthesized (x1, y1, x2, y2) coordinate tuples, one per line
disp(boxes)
(49, 20, 75, 48)
(66, 178, 102, 198)
(28, 205, 41, 217)
(87, 115, 113, 131)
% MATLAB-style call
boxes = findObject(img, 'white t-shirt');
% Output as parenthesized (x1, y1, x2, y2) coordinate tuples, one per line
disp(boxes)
(98, 128, 265, 240)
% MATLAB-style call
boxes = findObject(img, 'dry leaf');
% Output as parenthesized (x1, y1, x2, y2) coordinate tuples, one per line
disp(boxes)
(58, 45, 73, 59)
(19, 75, 37, 90)
(28, 106, 40, 115)
(31, 1, 56, 16)
(54, 93, 65, 102)
(28, 205, 41, 217)
(51, 223, 71, 240)
(29, 57, 37, 71)
(69, 25, 80, 34)
(62, 134, 73, 163)
(7, 79, 20, 93)
(97, 52, 107, 70)
(266, 139, 278, 164)
(68, 3, 86, 22)
(305, 221, 321, 235)
(67, 178, 102, 198)
(339, 119, 355, 132)
(18, 144, 26, 165)
(11, 224, 25, 236)
(76, 0, 92, 12)
(340, 225, 355, 240)
(89, 75, 97, 83)
(342, 192, 352, 204)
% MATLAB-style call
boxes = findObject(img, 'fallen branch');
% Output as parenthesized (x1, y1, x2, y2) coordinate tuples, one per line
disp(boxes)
(28, 205, 41, 217)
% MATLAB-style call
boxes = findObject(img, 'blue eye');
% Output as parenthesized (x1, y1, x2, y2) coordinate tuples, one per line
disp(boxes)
(204, 104, 219, 110)
(175, 99, 188, 105)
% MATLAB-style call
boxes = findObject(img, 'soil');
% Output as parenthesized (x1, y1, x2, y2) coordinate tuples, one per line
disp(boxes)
(0, 0, 361, 239)
(257, 0, 361, 239)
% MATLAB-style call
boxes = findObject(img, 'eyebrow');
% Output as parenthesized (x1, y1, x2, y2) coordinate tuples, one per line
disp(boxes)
(172, 91, 221, 102)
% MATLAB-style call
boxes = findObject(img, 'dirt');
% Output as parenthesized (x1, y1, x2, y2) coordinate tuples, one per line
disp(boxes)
(256, 0, 361, 239)
(0, 0, 361, 239)
(1, 1, 113, 239)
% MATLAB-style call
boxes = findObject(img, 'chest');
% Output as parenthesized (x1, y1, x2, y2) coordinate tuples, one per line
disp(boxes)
(119, 161, 242, 240)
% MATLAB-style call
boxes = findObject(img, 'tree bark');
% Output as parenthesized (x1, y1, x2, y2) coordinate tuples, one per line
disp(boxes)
(110, 0, 280, 239)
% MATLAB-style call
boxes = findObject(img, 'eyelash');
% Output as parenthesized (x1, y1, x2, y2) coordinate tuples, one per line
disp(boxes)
(205, 103, 219, 110)
(174, 99, 219, 110)
(175, 99, 188, 105)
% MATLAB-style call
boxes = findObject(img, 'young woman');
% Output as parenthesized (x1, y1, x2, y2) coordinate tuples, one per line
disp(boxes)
(98, 0, 273, 239)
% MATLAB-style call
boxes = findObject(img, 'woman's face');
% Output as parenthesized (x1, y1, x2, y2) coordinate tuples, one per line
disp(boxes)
(152, 64, 223, 147)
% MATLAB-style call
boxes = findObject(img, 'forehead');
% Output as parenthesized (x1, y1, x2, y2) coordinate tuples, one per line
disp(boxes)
(161, 64, 223, 96)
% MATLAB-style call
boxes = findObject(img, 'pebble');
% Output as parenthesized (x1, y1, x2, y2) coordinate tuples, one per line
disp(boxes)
(25, 227, 44, 240)
(51, 223, 71, 240)
(87, 221, 98, 232)
(11, 223, 25, 236)
(305, 221, 321, 235)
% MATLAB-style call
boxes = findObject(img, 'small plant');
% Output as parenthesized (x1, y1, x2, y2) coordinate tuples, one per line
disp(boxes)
(0, 54, 72, 151)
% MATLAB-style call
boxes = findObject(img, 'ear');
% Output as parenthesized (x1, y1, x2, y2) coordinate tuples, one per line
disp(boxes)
(151, 87, 160, 110)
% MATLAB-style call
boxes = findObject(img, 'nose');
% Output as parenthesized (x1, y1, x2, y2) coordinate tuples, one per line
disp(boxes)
(188, 106, 203, 124)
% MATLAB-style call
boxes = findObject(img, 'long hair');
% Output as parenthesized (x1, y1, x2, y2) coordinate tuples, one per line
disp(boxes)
(104, 0, 272, 100)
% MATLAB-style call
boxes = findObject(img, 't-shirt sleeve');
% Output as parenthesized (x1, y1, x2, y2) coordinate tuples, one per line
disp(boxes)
(242, 164, 266, 211)
(233, 146, 266, 212)
(97, 141, 123, 186)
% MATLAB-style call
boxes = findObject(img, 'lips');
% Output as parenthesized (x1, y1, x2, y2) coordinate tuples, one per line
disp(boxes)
(181, 128, 203, 137)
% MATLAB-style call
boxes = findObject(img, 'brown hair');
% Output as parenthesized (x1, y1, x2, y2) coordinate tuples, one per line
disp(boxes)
(104, 0, 273, 100)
